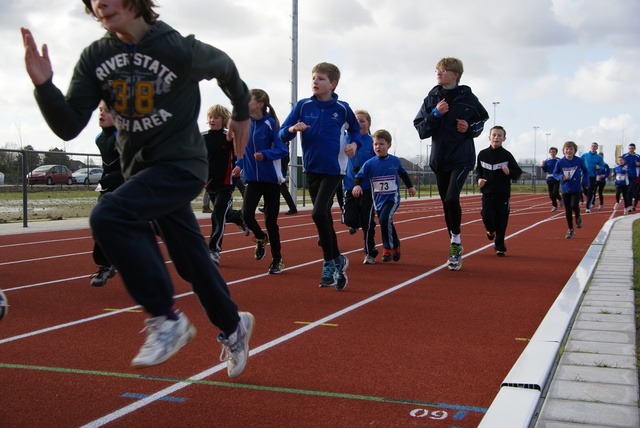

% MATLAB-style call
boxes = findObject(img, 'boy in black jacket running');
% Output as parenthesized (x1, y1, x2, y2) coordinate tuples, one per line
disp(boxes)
(21, 0, 254, 378)
(476, 126, 522, 256)
(414, 57, 489, 270)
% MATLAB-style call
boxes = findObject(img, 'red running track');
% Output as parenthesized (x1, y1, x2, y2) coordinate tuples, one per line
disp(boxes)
(0, 194, 623, 427)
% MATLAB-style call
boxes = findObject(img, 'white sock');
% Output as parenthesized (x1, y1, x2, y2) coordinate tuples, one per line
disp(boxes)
(451, 234, 461, 244)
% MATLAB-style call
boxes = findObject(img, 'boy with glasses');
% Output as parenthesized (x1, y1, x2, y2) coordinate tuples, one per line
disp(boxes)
(413, 57, 489, 270)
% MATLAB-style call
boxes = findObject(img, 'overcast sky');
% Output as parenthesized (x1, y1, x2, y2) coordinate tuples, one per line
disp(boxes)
(2, 0, 639, 168)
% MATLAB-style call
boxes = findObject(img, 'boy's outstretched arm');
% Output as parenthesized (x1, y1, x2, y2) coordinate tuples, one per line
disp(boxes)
(21, 28, 52, 85)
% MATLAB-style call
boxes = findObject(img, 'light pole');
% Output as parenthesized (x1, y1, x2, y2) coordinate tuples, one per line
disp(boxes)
(492, 102, 500, 126)
(545, 133, 550, 153)
(533, 126, 539, 192)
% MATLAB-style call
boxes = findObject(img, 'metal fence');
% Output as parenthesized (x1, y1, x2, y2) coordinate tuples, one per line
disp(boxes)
(2, 149, 487, 228)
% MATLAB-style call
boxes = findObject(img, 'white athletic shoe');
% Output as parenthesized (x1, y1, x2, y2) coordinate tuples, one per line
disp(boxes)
(218, 312, 254, 378)
(131, 310, 196, 368)
(0, 289, 8, 321)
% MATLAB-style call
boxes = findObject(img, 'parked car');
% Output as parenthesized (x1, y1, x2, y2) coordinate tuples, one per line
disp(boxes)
(26, 165, 73, 185)
(73, 168, 103, 185)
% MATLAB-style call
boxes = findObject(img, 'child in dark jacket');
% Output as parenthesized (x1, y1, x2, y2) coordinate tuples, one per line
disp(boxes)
(554, 141, 589, 239)
(476, 126, 522, 256)
(203, 104, 250, 266)
(413, 57, 489, 271)
(21, 0, 254, 377)
(89, 100, 124, 287)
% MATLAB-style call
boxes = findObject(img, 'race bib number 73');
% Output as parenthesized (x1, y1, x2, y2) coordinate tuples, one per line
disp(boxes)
(372, 175, 398, 194)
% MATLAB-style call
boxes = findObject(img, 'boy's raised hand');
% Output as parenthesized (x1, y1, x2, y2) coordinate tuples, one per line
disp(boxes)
(21, 28, 52, 85)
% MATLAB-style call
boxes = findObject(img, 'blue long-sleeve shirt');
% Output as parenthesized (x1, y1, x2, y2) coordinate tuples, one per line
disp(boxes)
(622, 152, 640, 178)
(613, 165, 630, 186)
(236, 112, 288, 184)
(581, 151, 605, 178)
(553, 156, 589, 194)
(279, 93, 361, 175)
(542, 157, 560, 181)
(354, 154, 413, 210)
(596, 163, 610, 183)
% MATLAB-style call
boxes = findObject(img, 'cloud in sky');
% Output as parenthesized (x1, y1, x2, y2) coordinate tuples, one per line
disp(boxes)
(1, 0, 638, 168)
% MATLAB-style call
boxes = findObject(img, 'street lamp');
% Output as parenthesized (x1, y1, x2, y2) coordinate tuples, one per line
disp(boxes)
(545, 133, 551, 153)
(533, 126, 539, 192)
(492, 102, 500, 126)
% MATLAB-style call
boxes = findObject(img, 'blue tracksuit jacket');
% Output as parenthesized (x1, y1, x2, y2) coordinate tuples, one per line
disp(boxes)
(553, 156, 589, 194)
(279, 93, 361, 175)
(237, 112, 288, 184)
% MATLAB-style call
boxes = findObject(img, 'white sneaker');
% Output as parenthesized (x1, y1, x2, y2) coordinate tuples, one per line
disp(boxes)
(218, 312, 254, 378)
(210, 251, 220, 265)
(598, 205, 603, 211)
(614, 203, 619, 210)
(363, 254, 376, 264)
(585, 209, 591, 213)
(551, 206, 558, 212)
(131, 310, 196, 368)
(0, 288, 8, 320)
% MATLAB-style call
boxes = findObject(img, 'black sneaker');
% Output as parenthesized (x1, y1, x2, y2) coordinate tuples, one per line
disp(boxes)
(253, 235, 269, 260)
(565, 229, 574, 239)
(334, 255, 349, 291)
(348, 227, 358, 235)
(285, 209, 298, 215)
(392, 247, 401, 262)
(319, 262, 337, 287)
(90, 265, 116, 287)
(496, 250, 506, 257)
(576, 216, 582, 229)
(268, 258, 284, 274)
(487, 231, 495, 241)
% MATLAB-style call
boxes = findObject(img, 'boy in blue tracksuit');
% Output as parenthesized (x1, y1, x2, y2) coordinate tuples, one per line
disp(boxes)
(279, 62, 361, 290)
(343, 110, 378, 264)
(554, 141, 589, 239)
(235, 89, 288, 275)
(541, 147, 563, 211)
(612, 156, 631, 212)
(352, 129, 416, 262)
(580, 142, 605, 212)
(622, 143, 640, 206)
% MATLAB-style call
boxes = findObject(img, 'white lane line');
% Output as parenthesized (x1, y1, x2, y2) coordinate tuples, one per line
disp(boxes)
(79, 215, 554, 427)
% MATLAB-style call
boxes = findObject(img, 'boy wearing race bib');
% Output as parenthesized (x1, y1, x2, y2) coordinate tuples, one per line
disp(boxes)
(612, 156, 630, 212)
(352, 130, 416, 262)
(553, 141, 589, 239)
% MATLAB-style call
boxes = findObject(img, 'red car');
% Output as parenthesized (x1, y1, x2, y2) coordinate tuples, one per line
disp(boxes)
(27, 165, 74, 185)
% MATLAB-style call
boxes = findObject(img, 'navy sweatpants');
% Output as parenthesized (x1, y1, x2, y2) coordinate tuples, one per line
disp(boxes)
(90, 163, 239, 333)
